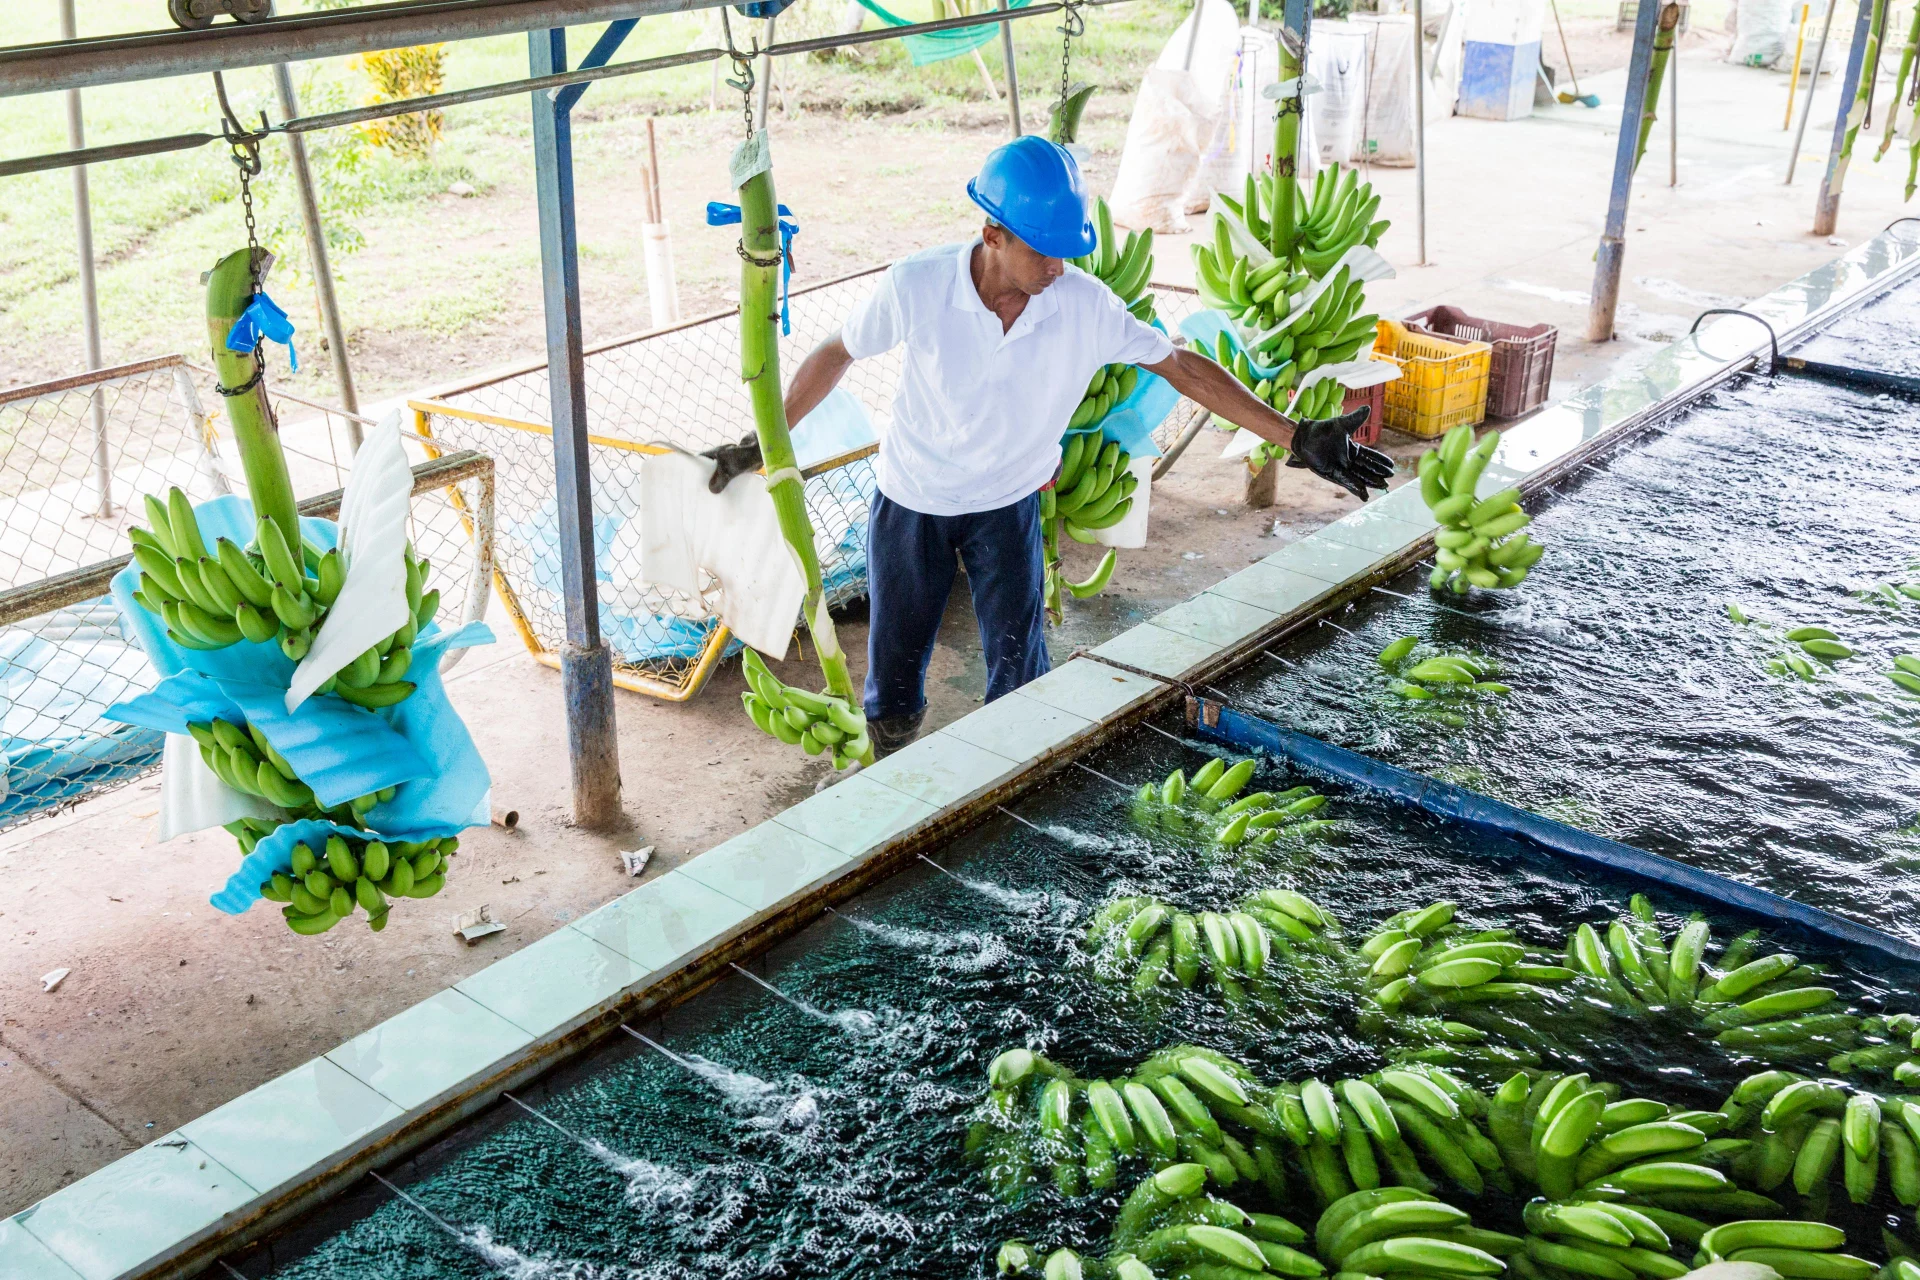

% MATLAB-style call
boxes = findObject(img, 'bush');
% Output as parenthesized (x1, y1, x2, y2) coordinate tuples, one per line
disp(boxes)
(353, 45, 448, 161)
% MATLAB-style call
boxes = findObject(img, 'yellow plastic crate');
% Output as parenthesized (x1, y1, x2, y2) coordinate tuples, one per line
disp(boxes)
(1374, 319, 1492, 438)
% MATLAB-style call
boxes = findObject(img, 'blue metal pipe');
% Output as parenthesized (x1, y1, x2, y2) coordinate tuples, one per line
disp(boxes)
(1184, 697, 1920, 966)
(553, 17, 638, 115)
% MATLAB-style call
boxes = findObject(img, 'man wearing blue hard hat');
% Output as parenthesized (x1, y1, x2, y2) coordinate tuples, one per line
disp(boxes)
(706, 136, 1391, 758)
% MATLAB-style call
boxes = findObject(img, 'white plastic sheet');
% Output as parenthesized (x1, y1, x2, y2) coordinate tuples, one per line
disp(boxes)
(288, 410, 414, 712)
(634, 451, 807, 658)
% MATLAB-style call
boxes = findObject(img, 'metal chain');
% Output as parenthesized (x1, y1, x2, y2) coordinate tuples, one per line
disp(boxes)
(720, 7, 757, 138)
(1056, 0, 1084, 125)
(212, 70, 267, 290)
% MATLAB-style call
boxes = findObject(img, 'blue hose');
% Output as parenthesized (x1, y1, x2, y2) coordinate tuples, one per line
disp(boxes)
(1186, 698, 1920, 967)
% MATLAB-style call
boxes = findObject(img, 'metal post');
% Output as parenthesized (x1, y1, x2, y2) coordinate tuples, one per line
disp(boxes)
(272, 62, 361, 451)
(530, 27, 623, 830)
(1413, 0, 1427, 265)
(1813, 0, 1875, 232)
(1787, 0, 1837, 183)
(997, 0, 1024, 136)
(1181, 0, 1205, 68)
(1668, 47, 1677, 186)
(756, 14, 777, 125)
(61, 0, 112, 519)
(1586, 0, 1663, 341)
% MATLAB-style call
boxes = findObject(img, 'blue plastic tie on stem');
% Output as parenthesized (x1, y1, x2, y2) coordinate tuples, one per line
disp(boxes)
(707, 200, 799, 336)
(225, 290, 298, 373)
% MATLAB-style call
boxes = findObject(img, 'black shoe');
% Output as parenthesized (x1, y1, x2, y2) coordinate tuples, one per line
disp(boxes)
(869, 710, 925, 760)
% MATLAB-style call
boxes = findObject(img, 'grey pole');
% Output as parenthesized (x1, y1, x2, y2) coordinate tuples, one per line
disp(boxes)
(756, 13, 777, 126)
(60, 0, 111, 519)
(1788, 0, 1839, 183)
(271, 61, 362, 451)
(531, 26, 623, 830)
(997, 0, 1024, 136)
(1814, 0, 1877, 233)
(1668, 44, 1677, 186)
(1774, 0, 1835, 185)
(1413, 0, 1427, 265)
(1586, 0, 1663, 341)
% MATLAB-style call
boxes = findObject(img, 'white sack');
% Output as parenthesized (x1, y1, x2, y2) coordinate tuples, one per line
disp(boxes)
(1110, 0, 1242, 232)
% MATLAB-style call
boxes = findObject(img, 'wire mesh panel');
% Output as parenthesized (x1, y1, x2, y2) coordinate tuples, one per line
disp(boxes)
(0, 358, 493, 830)
(415, 267, 896, 702)
(0, 356, 228, 590)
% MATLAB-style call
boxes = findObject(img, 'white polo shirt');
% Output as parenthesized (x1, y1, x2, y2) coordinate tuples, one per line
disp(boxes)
(840, 238, 1174, 518)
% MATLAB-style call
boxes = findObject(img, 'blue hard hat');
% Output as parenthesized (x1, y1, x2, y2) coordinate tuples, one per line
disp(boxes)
(966, 136, 1098, 260)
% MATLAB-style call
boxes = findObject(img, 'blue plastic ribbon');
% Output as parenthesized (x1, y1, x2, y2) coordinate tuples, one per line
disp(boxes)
(225, 291, 297, 373)
(707, 200, 799, 336)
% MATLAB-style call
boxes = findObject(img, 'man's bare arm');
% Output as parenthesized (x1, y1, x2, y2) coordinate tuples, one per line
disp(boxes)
(785, 334, 855, 429)
(1143, 348, 1299, 448)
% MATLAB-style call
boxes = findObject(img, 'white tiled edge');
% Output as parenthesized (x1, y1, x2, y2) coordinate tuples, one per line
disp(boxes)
(18, 229, 1920, 1280)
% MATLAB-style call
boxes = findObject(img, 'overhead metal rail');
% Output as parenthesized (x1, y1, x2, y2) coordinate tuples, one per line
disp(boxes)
(0, 0, 1106, 181)
(2, 0, 698, 98)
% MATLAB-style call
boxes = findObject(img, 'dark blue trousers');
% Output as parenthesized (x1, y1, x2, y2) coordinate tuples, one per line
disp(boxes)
(863, 490, 1050, 723)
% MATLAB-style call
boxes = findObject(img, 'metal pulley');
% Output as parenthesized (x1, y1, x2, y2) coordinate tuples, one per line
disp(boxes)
(168, 0, 273, 31)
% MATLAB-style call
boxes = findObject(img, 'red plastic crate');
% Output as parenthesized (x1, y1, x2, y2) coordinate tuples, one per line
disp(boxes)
(1403, 305, 1558, 420)
(1340, 377, 1385, 446)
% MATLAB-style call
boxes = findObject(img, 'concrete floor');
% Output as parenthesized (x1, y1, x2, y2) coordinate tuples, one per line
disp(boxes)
(5, 47, 1917, 1216)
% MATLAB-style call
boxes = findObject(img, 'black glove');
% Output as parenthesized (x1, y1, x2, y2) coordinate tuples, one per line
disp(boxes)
(1286, 406, 1394, 502)
(699, 433, 764, 494)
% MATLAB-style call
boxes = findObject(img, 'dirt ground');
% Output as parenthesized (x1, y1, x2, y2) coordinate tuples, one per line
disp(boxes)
(9, 35, 1920, 1217)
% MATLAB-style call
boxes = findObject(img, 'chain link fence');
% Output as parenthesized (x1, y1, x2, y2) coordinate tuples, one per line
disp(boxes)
(0, 355, 492, 830)
(414, 266, 897, 702)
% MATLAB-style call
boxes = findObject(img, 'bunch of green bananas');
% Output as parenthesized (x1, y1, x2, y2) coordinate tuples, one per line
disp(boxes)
(1200, 164, 1388, 286)
(1762, 625, 1855, 680)
(1129, 756, 1336, 847)
(255, 830, 454, 935)
(1731, 606, 1920, 692)
(1377, 637, 1510, 725)
(1851, 568, 1920, 609)
(739, 647, 869, 768)
(1714, 1069, 1920, 1214)
(1319, 1187, 1522, 1278)
(1830, 1012, 1920, 1081)
(1063, 197, 1157, 434)
(997, 1163, 1315, 1280)
(1546, 898, 1857, 1055)
(1692, 1220, 1878, 1279)
(129, 485, 437, 708)
(1200, 263, 1378, 394)
(1520, 1196, 1693, 1280)
(1419, 428, 1544, 594)
(1071, 197, 1158, 327)
(1196, 243, 1313, 334)
(1072, 363, 1141, 432)
(1205, 331, 1360, 428)
(969, 1044, 1300, 1202)
(1084, 887, 1339, 1002)
(1360, 901, 1566, 1016)
(188, 717, 394, 823)
(1040, 434, 1135, 617)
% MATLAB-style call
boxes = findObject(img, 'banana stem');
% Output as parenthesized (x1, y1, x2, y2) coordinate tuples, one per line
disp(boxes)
(1879, 2, 1920, 158)
(1632, 4, 1683, 173)
(1834, 0, 1892, 198)
(1043, 517, 1063, 625)
(1271, 37, 1303, 262)
(206, 248, 300, 550)
(736, 150, 870, 764)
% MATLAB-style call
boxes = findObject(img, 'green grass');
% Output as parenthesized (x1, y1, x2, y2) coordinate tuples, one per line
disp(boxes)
(0, 0, 1179, 390)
